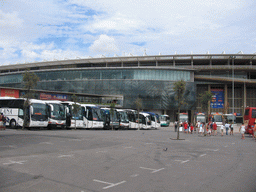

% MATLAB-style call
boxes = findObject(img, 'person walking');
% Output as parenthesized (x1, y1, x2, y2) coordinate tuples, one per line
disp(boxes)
(190, 123, 194, 134)
(199, 122, 204, 135)
(220, 123, 224, 136)
(174, 121, 178, 132)
(225, 122, 230, 135)
(213, 122, 217, 136)
(230, 122, 234, 135)
(239, 123, 245, 139)
(0, 113, 5, 130)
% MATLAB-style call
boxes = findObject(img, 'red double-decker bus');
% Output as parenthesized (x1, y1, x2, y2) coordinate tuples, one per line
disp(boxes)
(243, 107, 256, 135)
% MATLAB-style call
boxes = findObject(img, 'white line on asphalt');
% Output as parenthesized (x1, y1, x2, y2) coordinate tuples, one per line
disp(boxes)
(181, 160, 190, 164)
(213, 149, 219, 151)
(145, 143, 153, 144)
(152, 168, 165, 173)
(140, 167, 165, 173)
(130, 174, 139, 177)
(224, 145, 228, 147)
(58, 155, 73, 158)
(96, 151, 107, 153)
(124, 146, 132, 149)
(39, 142, 53, 145)
(3, 160, 27, 165)
(140, 167, 156, 171)
(200, 154, 206, 157)
(174, 160, 182, 162)
(93, 179, 126, 189)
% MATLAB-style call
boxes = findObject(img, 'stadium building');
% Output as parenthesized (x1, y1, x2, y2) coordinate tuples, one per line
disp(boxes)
(0, 53, 256, 122)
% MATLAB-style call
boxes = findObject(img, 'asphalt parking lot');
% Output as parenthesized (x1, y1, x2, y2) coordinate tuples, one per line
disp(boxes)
(0, 127, 255, 192)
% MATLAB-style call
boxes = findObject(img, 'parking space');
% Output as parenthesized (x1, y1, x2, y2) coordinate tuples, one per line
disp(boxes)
(0, 128, 256, 191)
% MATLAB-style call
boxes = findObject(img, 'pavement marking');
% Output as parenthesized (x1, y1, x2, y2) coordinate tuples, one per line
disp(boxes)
(93, 179, 126, 189)
(145, 143, 153, 144)
(181, 160, 190, 164)
(200, 154, 206, 157)
(96, 151, 107, 153)
(58, 155, 73, 158)
(213, 149, 219, 151)
(39, 142, 53, 145)
(68, 139, 83, 141)
(224, 145, 228, 148)
(139, 167, 165, 173)
(124, 146, 132, 149)
(3, 160, 27, 165)
(130, 174, 139, 177)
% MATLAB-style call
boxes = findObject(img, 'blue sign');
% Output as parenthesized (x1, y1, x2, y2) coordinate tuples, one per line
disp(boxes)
(211, 89, 224, 109)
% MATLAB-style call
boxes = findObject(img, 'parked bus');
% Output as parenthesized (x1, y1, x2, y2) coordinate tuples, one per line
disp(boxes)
(101, 108, 120, 130)
(116, 109, 129, 129)
(80, 104, 104, 129)
(125, 109, 139, 129)
(195, 112, 206, 123)
(160, 115, 170, 127)
(139, 112, 152, 129)
(45, 100, 66, 129)
(209, 112, 223, 126)
(223, 114, 236, 124)
(179, 113, 188, 123)
(0, 97, 48, 128)
(61, 101, 85, 129)
(145, 112, 160, 129)
(244, 107, 256, 135)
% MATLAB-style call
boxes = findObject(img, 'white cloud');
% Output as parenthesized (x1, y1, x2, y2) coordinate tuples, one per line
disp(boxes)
(89, 34, 119, 53)
(0, 10, 23, 28)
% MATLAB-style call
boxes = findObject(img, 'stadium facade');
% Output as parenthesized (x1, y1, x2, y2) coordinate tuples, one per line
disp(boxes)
(0, 53, 256, 122)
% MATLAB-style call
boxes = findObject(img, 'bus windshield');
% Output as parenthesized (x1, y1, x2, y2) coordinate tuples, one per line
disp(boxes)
(119, 111, 129, 123)
(92, 107, 102, 121)
(31, 103, 48, 121)
(213, 115, 222, 123)
(72, 106, 83, 120)
(50, 104, 65, 120)
(252, 109, 256, 118)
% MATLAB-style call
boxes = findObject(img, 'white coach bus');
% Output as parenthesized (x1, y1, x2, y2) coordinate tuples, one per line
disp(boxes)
(45, 100, 66, 129)
(80, 104, 104, 129)
(0, 97, 49, 128)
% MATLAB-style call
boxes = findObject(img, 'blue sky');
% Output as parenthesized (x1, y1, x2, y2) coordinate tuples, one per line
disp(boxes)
(0, 0, 256, 65)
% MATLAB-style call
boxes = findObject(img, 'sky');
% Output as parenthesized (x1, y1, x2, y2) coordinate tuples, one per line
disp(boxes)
(0, 0, 256, 65)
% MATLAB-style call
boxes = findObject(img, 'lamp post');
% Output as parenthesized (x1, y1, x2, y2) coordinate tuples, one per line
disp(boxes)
(230, 56, 236, 124)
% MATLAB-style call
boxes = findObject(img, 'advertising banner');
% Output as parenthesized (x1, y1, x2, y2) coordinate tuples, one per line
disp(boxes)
(0, 88, 19, 98)
(40, 93, 68, 101)
(211, 89, 224, 108)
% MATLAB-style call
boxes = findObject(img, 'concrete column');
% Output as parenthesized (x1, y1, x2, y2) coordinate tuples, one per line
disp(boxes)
(243, 82, 246, 116)
(224, 84, 228, 114)
(208, 84, 211, 115)
(173, 57, 175, 67)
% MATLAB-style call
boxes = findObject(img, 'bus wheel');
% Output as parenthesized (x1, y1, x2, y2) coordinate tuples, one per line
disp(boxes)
(10, 120, 16, 129)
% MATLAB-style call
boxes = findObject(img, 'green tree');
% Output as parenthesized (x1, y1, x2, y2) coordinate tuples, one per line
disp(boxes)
(200, 91, 213, 136)
(22, 70, 39, 129)
(110, 102, 116, 130)
(173, 80, 186, 140)
(135, 97, 143, 130)
(71, 94, 80, 130)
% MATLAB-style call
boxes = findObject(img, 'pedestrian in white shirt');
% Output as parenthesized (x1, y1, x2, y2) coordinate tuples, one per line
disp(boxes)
(220, 123, 224, 136)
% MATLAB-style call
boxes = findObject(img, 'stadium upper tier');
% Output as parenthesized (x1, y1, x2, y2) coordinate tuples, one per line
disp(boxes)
(1, 54, 256, 73)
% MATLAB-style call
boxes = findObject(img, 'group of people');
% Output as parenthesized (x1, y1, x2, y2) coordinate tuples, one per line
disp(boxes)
(174, 120, 255, 140)
(0, 112, 6, 130)
(174, 121, 218, 135)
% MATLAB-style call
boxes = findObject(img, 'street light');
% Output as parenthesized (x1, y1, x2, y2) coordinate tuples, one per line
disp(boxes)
(230, 56, 236, 124)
